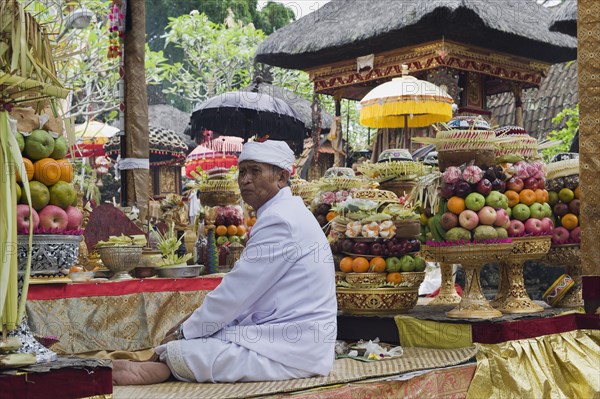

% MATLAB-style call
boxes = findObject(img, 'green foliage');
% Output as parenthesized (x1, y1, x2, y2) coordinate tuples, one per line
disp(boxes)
(255, 1, 296, 33)
(542, 104, 579, 161)
(162, 12, 265, 102)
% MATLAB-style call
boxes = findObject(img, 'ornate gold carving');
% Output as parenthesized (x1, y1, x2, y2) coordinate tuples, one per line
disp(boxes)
(494, 237, 551, 314)
(337, 287, 419, 315)
(542, 245, 583, 308)
(428, 263, 462, 306)
(308, 40, 550, 94)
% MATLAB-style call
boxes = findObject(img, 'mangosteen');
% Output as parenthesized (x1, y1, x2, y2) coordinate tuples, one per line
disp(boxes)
(341, 239, 354, 253)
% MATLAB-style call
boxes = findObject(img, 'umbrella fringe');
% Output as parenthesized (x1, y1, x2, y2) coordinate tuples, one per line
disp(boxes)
(360, 101, 452, 128)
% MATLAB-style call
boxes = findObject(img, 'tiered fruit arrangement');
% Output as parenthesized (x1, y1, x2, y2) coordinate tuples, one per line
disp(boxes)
(214, 205, 247, 246)
(432, 165, 511, 241)
(15, 129, 83, 234)
(502, 161, 554, 237)
(312, 189, 356, 228)
(330, 189, 425, 285)
(545, 156, 580, 245)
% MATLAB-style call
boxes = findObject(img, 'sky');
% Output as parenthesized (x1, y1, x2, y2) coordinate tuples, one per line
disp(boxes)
(257, 0, 331, 20)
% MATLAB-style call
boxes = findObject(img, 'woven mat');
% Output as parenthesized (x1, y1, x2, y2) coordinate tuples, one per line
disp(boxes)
(113, 346, 477, 399)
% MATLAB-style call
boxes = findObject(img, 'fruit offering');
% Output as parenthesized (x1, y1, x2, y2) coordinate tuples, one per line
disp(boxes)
(545, 156, 580, 244)
(15, 129, 82, 234)
(213, 205, 247, 246)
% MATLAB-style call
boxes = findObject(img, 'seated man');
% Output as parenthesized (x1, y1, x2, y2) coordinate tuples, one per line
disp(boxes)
(113, 140, 337, 385)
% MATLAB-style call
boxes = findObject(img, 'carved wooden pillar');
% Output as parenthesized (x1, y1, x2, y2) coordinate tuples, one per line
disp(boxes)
(511, 85, 524, 128)
(577, 0, 600, 312)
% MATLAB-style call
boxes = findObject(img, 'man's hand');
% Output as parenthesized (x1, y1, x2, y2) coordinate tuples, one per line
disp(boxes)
(160, 313, 192, 345)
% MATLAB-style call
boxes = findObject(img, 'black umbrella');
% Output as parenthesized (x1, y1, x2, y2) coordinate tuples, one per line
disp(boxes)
(190, 90, 306, 155)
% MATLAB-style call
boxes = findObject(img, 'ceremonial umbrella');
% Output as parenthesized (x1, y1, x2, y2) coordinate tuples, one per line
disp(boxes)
(190, 90, 306, 155)
(359, 65, 454, 129)
(184, 144, 238, 178)
(70, 121, 119, 158)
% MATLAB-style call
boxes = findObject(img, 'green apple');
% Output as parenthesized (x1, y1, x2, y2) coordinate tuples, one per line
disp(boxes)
(385, 256, 401, 273)
(71, 194, 79, 206)
(48, 181, 76, 209)
(547, 191, 559, 206)
(512, 204, 531, 222)
(542, 203, 552, 218)
(413, 256, 426, 272)
(22, 181, 50, 211)
(465, 192, 485, 212)
(494, 227, 509, 239)
(50, 136, 68, 159)
(16, 183, 22, 202)
(25, 129, 55, 160)
(399, 255, 416, 272)
(229, 236, 241, 243)
(216, 236, 229, 246)
(15, 132, 25, 153)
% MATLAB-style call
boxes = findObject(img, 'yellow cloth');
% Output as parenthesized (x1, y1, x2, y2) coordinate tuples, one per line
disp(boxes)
(395, 315, 472, 349)
(467, 330, 600, 399)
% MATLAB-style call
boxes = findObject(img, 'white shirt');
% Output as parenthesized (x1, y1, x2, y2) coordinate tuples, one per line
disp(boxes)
(181, 187, 337, 375)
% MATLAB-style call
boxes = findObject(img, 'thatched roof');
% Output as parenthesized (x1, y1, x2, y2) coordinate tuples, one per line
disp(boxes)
(255, 0, 577, 70)
(148, 104, 196, 151)
(241, 80, 334, 133)
(550, 0, 577, 37)
(487, 61, 578, 138)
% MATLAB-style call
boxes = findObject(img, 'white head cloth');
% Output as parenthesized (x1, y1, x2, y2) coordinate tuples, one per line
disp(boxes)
(238, 140, 295, 173)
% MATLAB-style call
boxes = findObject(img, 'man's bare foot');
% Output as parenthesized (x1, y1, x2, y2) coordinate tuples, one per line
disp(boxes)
(112, 359, 172, 386)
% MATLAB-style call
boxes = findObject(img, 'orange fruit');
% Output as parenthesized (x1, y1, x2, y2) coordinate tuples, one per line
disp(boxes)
(326, 211, 337, 222)
(560, 213, 579, 230)
(215, 225, 228, 236)
(534, 189, 548, 204)
(519, 189, 536, 206)
(339, 256, 354, 273)
(386, 272, 402, 284)
(447, 196, 466, 215)
(574, 186, 580, 199)
(227, 225, 238, 236)
(351, 257, 370, 273)
(236, 225, 247, 236)
(33, 158, 61, 186)
(505, 190, 520, 208)
(57, 159, 74, 183)
(16, 158, 35, 182)
(369, 257, 386, 273)
(69, 266, 82, 273)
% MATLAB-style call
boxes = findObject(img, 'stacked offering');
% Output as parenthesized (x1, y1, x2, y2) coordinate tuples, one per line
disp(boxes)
(15, 129, 83, 234)
(331, 189, 425, 314)
(545, 155, 580, 244)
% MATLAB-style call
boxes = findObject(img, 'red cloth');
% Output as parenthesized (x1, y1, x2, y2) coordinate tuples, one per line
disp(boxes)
(582, 276, 600, 300)
(472, 313, 600, 344)
(0, 366, 112, 399)
(27, 277, 222, 300)
(426, 284, 464, 298)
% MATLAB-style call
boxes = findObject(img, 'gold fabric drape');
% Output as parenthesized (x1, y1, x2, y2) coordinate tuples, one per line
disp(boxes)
(395, 315, 473, 349)
(578, 0, 600, 277)
(467, 330, 600, 398)
(124, 0, 149, 220)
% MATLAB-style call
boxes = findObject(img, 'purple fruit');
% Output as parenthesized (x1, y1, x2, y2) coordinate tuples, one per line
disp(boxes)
(353, 242, 369, 255)
(440, 183, 455, 199)
(371, 243, 384, 256)
(341, 239, 354, 253)
(553, 203, 569, 217)
(440, 212, 459, 230)
(476, 178, 493, 196)
(491, 178, 506, 193)
(454, 180, 472, 198)
(382, 248, 390, 257)
(390, 237, 400, 246)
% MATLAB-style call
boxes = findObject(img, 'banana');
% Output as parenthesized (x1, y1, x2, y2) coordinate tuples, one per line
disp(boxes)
(362, 213, 392, 223)
(428, 214, 446, 241)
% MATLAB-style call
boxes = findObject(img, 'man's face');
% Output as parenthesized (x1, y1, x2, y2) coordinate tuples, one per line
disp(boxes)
(238, 161, 287, 210)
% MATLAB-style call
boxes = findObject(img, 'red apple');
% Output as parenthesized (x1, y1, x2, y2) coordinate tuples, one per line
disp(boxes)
(524, 218, 544, 235)
(540, 217, 555, 234)
(524, 177, 539, 190)
(477, 206, 497, 226)
(570, 226, 581, 243)
(16, 204, 39, 233)
(552, 227, 570, 245)
(458, 210, 479, 230)
(38, 205, 68, 230)
(476, 179, 493, 196)
(506, 176, 524, 193)
(507, 220, 525, 237)
(494, 208, 510, 228)
(65, 206, 84, 230)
